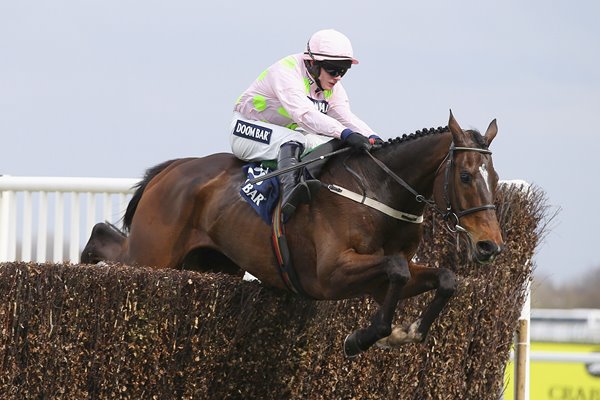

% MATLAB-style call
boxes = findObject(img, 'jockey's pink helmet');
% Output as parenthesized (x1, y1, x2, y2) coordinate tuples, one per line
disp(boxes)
(303, 29, 359, 65)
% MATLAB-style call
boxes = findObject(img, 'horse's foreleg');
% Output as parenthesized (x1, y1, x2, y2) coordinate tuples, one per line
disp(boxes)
(343, 255, 410, 358)
(377, 263, 456, 348)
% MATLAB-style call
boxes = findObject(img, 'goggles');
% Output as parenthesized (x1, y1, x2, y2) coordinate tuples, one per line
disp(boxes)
(320, 62, 348, 78)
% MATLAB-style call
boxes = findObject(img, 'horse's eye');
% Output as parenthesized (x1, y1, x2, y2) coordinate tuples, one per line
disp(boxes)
(460, 172, 471, 183)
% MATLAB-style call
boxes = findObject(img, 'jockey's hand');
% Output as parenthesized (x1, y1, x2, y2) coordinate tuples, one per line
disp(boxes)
(369, 135, 384, 147)
(341, 129, 372, 152)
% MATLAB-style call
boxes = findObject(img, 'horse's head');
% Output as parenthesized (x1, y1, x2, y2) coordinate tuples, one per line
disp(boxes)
(433, 111, 503, 263)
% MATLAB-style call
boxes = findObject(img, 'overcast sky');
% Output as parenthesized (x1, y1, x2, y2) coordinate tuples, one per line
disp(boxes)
(1, 1, 598, 285)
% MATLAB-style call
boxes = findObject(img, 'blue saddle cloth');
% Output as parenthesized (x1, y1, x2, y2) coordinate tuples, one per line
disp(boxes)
(240, 163, 280, 224)
(239, 140, 342, 224)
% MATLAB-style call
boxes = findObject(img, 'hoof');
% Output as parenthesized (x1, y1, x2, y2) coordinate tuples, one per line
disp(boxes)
(376, 319, 424, 348)
(375, 335, 393, 349)
(343, 332, 365, 358)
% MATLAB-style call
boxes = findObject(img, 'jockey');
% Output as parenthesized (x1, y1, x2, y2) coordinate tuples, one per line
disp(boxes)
(230, 29, 382, 221)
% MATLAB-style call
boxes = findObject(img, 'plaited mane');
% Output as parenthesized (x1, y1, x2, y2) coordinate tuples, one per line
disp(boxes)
(381, 126, 449, 148)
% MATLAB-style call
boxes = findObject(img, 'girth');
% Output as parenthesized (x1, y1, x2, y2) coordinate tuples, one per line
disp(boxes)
(270, 201, 312, 297)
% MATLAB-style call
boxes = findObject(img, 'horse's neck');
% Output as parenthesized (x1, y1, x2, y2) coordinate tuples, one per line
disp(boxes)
(374, 131, 452, 203)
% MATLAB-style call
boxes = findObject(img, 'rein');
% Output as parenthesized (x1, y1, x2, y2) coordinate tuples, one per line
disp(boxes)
(248, 147, 352, 184)
(364, 144, 496, 233)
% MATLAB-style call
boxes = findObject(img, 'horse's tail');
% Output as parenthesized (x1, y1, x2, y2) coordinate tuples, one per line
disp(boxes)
(123, 159, 181, 232)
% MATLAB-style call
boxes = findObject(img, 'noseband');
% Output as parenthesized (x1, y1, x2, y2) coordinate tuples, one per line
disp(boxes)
(365, 144, 496, 233)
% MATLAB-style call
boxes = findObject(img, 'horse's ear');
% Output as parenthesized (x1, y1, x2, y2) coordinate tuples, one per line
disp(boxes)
(448, 110, 465, 145)
(484, 119, 498, 146)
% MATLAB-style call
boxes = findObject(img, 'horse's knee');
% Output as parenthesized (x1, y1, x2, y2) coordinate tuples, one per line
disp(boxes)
(437, 269, 457, 298)
(385, 257, 410, 285)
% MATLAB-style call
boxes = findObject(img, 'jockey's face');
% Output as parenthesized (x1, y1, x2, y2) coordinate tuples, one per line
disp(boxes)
(318, 67, 343, 90)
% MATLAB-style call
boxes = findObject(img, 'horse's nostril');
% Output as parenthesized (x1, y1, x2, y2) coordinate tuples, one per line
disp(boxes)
(476, 240, 501, 256)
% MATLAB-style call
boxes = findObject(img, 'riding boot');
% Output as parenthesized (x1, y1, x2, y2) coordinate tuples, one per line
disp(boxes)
(277, 141, 318, 221)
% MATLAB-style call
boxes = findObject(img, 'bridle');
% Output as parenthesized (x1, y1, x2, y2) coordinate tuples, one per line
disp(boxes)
(364, 143, 496, 234)
(441, 146, 495, 232)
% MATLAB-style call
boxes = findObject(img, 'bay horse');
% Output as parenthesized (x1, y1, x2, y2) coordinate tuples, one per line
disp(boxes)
(82, 112, 503, 357)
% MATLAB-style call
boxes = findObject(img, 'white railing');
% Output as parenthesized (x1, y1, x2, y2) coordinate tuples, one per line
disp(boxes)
(0, 176, 137, 264)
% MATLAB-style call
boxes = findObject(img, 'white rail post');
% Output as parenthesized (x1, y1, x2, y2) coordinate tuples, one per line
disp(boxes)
(69, 192, 81, 262)
(53, 192, 64, 263)
(36, 191, 48, 262)
(21, 192, 33, 261)
(0, 189, 13, 261)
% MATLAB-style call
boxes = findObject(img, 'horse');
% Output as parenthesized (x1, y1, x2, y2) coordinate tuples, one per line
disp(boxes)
(81, 111, 503, 357)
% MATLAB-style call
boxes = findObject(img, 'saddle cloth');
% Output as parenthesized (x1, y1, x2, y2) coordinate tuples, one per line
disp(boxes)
(239, 139, 342, 224)
(240, 163, 280, 224)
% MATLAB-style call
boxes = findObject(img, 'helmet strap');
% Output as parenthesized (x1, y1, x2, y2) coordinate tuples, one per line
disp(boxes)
(305, 41, 325, 91)
(304, 60, 324, 91)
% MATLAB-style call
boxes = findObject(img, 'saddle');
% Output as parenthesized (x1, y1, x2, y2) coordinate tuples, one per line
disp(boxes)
(239, 139, 344, 224)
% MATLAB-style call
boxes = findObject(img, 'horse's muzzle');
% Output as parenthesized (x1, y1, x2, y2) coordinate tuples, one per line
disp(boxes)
(474, 240, 502, 264)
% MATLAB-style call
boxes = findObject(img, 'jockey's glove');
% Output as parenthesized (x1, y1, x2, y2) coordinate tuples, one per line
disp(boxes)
(341, 129, 373, 151)
(369, 135, 384, 147)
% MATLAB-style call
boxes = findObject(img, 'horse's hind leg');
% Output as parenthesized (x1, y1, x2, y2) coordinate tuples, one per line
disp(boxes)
(377, 263, 457, 348)
(343, 255, 410, 358)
